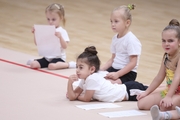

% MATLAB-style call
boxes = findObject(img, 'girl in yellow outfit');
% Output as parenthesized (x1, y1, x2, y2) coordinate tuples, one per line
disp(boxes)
(137, 19, 180, 120)
(161, 65, 180, 98)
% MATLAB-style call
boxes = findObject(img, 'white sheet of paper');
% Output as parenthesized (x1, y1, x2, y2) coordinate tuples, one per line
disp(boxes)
(76, 103, 121, 110)
(34, 25, 61, 57)
(99, 110, 147, 118)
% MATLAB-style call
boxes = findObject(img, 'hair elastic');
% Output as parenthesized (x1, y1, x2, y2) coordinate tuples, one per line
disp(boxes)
(127, 4, 134, 10)
(54, 4, 60, 9)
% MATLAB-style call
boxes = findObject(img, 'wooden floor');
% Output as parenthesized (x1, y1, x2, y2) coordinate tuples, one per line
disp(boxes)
(0, 0, 180, 119)
(0, 0, 180, 84)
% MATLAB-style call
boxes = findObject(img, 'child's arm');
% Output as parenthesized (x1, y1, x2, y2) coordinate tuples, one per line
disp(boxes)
(160, 59, 180, 107)
(55, 32, 68, 49)
(116, 55, 137, 78)
(137, 59, 166, 100)
(32, 27, 37, 45)
(67, 75, 83, 101)
(100, 54, 115, 70)
(105, 55, 137, 80)
(77, 90, 95, 102)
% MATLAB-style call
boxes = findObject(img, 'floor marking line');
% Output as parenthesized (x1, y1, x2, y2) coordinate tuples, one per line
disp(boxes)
(0, 58, 69, 79)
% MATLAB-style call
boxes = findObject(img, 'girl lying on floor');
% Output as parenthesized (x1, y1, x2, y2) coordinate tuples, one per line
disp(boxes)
(66, 46, 147, 102)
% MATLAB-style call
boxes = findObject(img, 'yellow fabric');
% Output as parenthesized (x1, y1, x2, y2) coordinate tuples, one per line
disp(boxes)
(160, 68, 180, 98)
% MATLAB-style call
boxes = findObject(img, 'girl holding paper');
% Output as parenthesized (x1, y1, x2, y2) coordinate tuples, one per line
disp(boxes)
(28, 3, 76, 69)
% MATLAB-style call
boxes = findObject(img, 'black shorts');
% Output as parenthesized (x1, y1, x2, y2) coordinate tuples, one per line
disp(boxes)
(107, 67, 137, 83)
(124, 81, 148, 101)
(35, 57, 65, 68)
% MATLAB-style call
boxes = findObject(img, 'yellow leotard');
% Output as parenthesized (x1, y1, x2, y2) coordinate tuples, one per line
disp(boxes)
(161, 52, 180, 98)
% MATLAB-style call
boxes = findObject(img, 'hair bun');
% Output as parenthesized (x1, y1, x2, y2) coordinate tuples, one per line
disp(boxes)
(84, 46, 98, 55)
(128, 4, 135, 10)
(169, 19, 180, 26)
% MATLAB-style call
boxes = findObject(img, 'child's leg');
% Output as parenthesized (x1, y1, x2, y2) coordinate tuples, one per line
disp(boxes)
(120, 71, 137, 83)
(176, 106, 180, 115)
(124, 81, 148, 101)
(137, 92, 162, 110)
(48, 58, 76, 70)
(151, 105, 180, 120)
(175, 106, 180, 119)
(30, 61, 41, 68)
(150, 105, 172, 120)
(30, 57, 49, 69)
(130, 89, 145, 96)
(48, 62, 69, 70)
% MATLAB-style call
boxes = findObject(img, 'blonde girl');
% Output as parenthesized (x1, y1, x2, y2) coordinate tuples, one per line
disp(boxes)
(137, 19, 180, 120)
(101, 4, 142, 84)
(28, 3, 76, 69)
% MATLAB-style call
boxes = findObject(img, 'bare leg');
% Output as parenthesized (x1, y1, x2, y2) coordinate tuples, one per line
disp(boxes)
(48, 62, 69, 70)
(137, 92, 162, 110)
(30, 60, 41, 69)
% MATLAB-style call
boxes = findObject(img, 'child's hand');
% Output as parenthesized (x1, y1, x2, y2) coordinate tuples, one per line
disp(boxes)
(32, 27, 35, 33)
(105, 72, 119, 80)
(68, 74, 78, 83)
(136, 91, 148, 100)
(55, 32, 62, 38)
(160, 96, 173, 108)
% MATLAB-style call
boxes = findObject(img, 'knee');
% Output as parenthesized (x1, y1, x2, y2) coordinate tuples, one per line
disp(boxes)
(30, 62, 40, 69)
(137, 100, 149, 110)
(48, 63, 56, 70)
(137, 101, 144, 110)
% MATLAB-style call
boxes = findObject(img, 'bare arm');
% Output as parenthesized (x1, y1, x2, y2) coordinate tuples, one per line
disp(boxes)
(67, 75, 83, 101)
(32, 27, 37, 45)
(100, 54, 115, 70)
(77, 90, 95, 102)
(145, 59, 166, 95)
(116, 55, 138, 77)
(55, 32, 68, 49)
(105, 55, 139, 80)
(137, 59, 166, 100)
(159, 59, 180, 108)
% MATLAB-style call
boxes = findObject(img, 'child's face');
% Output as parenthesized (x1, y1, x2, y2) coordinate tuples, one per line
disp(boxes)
(76, 59, 95, 80)
(110, 10, 129, 36)
(46, 11, 61, 28)
(162, 29, 180, 55)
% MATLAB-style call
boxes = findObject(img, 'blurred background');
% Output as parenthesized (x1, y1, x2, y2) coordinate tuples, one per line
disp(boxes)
(0, 0, 180, 84)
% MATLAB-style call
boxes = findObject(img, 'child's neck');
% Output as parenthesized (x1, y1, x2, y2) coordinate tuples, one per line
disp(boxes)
(168, 50, 179, 60)
(117, 29, 129, 38)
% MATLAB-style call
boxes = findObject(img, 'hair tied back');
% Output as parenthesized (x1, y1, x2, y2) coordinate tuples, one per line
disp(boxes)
(84, 46, 98, 56)
(169, 19, 180, 27)
(127, 4, 135, 10)
(54, 4, 60, 10)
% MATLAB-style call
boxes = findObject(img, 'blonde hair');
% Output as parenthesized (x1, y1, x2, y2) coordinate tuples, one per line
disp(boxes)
(113, 4, 135, 21)
(45, 3, 66, 26)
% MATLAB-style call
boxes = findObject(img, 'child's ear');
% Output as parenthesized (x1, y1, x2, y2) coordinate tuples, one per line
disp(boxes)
(90, 66, 96, 73)
(126, 19, 131, 27)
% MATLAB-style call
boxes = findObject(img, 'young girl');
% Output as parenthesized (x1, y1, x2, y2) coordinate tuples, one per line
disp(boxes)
(67, 46, 147, 102)
(28, 3, 76, 70)
(100, 4, 141, 84)
(137, 19, 180, 120)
